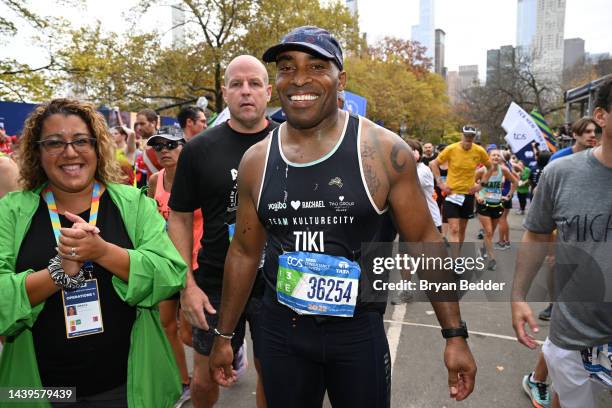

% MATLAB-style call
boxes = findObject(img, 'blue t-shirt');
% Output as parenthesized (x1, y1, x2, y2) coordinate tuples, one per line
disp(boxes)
(549, 146, 573, 162)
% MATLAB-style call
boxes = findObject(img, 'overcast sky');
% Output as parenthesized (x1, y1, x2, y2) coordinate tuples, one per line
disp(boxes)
(3, 0, 611, 81)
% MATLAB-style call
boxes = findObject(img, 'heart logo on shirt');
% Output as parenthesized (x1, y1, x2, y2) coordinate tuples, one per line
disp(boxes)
(291, 200, 301, 210)
(339, 196, 345, 201)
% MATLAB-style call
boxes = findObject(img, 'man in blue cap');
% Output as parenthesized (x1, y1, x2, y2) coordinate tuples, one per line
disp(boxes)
(208, 26, 477, 407)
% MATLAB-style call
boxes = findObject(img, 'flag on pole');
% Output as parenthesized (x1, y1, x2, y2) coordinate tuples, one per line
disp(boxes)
(530, 109, 557, 152)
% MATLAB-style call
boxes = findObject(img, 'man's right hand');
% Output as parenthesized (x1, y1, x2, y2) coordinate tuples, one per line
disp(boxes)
(209, 338, 237, 387)
(180, 284, 216, 330)
(511, 301, 540, 349)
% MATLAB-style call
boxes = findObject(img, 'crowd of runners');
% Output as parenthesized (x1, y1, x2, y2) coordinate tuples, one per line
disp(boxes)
(0, 25, 610, 408)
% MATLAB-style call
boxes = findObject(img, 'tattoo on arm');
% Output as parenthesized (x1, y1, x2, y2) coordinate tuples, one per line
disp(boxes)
(362, 140, 376, 159)
(390, 141, 410, 172)
(363, 161, 380, 196)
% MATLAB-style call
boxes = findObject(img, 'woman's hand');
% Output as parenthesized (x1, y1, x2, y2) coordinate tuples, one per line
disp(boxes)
(57, 212, 108, 263)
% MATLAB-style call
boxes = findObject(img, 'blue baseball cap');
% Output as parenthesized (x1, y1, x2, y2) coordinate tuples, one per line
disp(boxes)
(262, 26, 344, 70)
(486, 143, 498, 152)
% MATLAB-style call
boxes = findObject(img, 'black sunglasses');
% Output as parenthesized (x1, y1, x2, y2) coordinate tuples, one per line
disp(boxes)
(151, 141, 182, 152)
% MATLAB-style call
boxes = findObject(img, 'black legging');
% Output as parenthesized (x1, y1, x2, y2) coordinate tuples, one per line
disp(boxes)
(517, 192, 529, 211)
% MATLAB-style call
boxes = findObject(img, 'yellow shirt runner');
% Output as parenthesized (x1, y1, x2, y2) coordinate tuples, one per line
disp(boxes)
(436, 142, 490, 194)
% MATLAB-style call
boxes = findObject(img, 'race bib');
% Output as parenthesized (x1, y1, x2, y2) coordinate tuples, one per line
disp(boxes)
(484, 191, 502, 204)
(446, 194, 465, 206)
(277, 252, 360, 317)
(62, 279, 104, 339)
(581, 343, 612, 388)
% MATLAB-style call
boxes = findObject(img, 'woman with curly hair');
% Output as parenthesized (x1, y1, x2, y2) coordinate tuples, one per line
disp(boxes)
(0, 99, 187, 407)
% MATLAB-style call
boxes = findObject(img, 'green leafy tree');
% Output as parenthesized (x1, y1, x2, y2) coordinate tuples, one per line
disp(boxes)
(344, 37, 452, 141)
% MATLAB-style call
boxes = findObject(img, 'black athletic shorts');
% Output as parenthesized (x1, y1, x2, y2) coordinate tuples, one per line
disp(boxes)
(476, 202, 504, 219)
(257, 294, 391, 408)
(503, 198, 512, 209)
(442, 194, 475, 220)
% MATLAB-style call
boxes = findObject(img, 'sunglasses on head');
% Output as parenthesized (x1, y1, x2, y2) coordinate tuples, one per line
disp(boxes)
(151, 141, 181, 152)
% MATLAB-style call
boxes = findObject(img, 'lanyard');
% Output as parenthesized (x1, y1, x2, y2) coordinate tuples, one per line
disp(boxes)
(43, 181, 102, 244)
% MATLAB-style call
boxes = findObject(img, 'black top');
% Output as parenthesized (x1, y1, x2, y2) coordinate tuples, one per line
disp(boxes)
(169, 120, 278, 293)
(15, 191, 136, 397)
(257, 113, 390, 313)
(422, 152, 438, 167)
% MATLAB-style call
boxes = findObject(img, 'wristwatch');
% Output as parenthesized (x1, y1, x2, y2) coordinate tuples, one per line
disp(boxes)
(441, 320, 468, 339)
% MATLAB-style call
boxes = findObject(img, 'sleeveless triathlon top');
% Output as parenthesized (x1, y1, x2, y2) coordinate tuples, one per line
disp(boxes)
(479, 166, 504, 205)
(154, 168, 203, 270)
(257, 113, 391, 313)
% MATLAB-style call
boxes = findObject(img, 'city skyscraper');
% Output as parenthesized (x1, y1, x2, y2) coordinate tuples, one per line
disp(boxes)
(532, 0, 566, 80)
(434, 29, 446, 78)
(516, 0, 537, 54)
(487, 45, 516, 85)
(563, 38, 585, 71)
(411, 0, 435, 63)
(446, 70, 459, 105)
(458, 65, 479, 90)
(516, 0, 566, 80)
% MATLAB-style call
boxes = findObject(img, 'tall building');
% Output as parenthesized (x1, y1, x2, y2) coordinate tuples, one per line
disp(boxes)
(532, 0, 566, 80)
(486, 49, 501, 85)
(434, 29, 446, 78)
(171, 3, 185, 48)
(447, 71, 459, 105)
(516, 0, 537, 55)
(515, 0, 566, 81)
(563, 38, 585, 71)
(345, 0, 358, 18)
(500, 45, 516, 71)
(487, 45, 516, 85)
(411, 0, 435, 64)
(458, 65, 480, 96)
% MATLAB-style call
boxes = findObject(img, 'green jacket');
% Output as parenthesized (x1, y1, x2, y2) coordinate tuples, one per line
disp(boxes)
(0, 183, 187, 407)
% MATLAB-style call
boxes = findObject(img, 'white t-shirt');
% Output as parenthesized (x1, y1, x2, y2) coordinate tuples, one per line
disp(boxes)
(417, 162, 442, 227)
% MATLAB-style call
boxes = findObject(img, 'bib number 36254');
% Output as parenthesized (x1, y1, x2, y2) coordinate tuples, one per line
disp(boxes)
(276, 251, 360, 317)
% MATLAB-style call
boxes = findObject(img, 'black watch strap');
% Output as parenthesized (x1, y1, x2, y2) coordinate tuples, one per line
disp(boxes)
(441, 320, 468, 339)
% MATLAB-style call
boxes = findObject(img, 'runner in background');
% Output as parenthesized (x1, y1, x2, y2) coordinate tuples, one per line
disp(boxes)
(430, 126, 491, 253)
(515, 161, 531, 215)
(134, 109, 162, 188)
(496, 150, 514, 249)
(549, 117, 597, 161)
(475, 149, 517, 271)
(147, 126, 201, 407)
(178, 105, 207, 142)
(110, 123, 137, 186)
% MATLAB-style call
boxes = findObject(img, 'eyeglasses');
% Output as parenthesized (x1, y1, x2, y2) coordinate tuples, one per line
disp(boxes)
(37, 138, 96, 156)
(151, 141, 182, 152)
